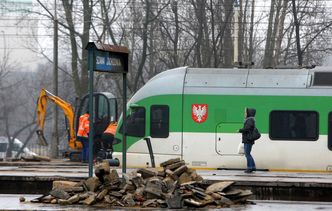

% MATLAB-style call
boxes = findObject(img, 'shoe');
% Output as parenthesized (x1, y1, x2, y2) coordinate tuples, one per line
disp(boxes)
(252, 168, 256, 172)
(244, 169, 253, 173)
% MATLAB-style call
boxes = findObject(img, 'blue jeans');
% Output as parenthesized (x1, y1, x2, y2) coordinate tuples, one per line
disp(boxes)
(244, 143, 256, 170)
(78, 137, 89, 162)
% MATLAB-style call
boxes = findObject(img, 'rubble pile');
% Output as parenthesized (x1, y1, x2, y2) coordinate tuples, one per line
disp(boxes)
(30, 158, 253, 208)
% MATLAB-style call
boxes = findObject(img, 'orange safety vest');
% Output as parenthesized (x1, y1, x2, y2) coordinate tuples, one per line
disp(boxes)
(104, 123, 117, 135)
(77, 114, 90, 137)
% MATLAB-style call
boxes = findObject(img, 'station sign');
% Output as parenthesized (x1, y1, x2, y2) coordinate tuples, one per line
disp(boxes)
(86, 42, 129, 73)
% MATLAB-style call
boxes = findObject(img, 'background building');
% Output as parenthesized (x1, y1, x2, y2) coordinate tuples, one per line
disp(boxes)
(0, 0, 40, 71)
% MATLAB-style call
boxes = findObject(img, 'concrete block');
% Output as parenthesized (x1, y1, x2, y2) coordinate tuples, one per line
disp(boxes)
(190, 170, 203, 182)
(50, 189, 70, 200)
(205, 181, 234, 194)
(58, 199, 70, 205)
(143, 199, 157, 207)
(19, 196, 25, 202)
(132, 176, 144, 188)
(109, 191, 123, 198)
(144, 180, 162, 198)
(160, 158, 181, 167)
(123, 193, 136, 206)
(84, 177, 101, 192)
(82, 193, 96, 205)
(166, 190, 183, 209)
(173, 165, 188, 176)
(96, 189, 109, 201)
(52, 181, 78, 191)
(165, 160, 185, 170)
(68, 194, 80, 204)
(178, 172, 192, 185)
(137, 168, 157, 179)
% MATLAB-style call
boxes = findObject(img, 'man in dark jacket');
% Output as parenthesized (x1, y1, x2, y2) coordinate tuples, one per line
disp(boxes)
(239, 108, 257, 173)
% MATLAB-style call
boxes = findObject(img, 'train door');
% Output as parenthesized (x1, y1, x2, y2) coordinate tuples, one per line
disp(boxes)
(328, 112, 332, 151)
(148, 105, 181, 155)
(216, 122, 243, 155)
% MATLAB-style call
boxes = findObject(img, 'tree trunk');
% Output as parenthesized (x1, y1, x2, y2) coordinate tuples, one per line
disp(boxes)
(274, 0, 288, 66)
(263, 0, 275, 68)
(292, 0, 302, 66)
(62, 0, 81, 97)
(223, 0, 234, 67)
(133, 0, 150, 92)
(80, 0, 92, 96)
(248, 0, 255, 65)
(171, 0, 179, 67)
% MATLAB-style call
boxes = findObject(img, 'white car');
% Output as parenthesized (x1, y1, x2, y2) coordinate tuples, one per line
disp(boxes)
(0, 136, 37, 159)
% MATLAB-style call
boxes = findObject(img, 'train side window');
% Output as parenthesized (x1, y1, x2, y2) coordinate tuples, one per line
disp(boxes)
(150, 105, 169, 138)
(269, 110, 318, 141)
(120, 107, 145, 137)
(328, 112, 332, 150)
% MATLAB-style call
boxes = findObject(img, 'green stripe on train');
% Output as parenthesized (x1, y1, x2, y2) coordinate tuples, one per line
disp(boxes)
(113, 94, 331, 151)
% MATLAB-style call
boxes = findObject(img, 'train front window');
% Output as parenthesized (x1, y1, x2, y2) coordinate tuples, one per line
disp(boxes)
(120, 107, 145, 137)
(269, 110, 318, 141)
(150, 105, 169, 138)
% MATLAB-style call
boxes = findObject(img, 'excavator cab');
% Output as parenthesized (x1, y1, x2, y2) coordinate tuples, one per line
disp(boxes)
(75, 92, 117, 142)
(36, 89, 117, 161)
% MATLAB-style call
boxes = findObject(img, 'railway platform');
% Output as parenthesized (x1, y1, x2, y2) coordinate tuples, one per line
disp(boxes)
(0, 160, 331, 201)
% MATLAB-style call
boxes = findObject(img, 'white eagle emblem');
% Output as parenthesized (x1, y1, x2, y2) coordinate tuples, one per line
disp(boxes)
(192, 104, 208, 123)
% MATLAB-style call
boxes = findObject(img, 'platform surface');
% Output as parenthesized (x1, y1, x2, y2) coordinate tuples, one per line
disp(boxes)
(0, 160, 332, 188)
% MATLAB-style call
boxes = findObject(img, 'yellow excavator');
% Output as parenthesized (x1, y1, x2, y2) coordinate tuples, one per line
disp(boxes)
(36, 88, 118, 161)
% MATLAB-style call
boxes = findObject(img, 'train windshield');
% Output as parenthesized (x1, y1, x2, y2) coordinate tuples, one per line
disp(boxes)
(119, 107, 145, 137)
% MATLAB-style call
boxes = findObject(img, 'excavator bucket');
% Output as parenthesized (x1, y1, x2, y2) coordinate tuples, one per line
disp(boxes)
(36, 130, 48, 146)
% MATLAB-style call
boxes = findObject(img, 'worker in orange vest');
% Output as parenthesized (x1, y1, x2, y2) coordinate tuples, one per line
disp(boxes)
(77, 112, 90, 162)
(101, 122, 117, 151)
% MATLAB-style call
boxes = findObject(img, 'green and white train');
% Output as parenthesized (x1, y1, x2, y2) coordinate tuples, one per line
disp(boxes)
(113, 66, 332, 172)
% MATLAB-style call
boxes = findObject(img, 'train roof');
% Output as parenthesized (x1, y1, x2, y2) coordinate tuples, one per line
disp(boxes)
(128, 66, 332, 103)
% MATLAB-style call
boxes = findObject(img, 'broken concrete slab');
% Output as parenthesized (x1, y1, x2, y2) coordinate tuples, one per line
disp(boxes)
(131, 176, 144, 188)
(109, 191, 123, 198)
(144, 180, 163, 198)
(58, 199, 70, 205)
(178, 172, 192, 185)
(96, 189, 108, 201)
(205, 181, 235, 194)
(166, 190, 183, 209)
(49, 189, 70, 200)
(123, 193, 136, 206)
(82, 193, 96, 205)
(104, 195, 116, 204)
(218, 195, 235, 206)
(165, 160, 185, 170)
(142, 199, 157, 207)
(137, 168, 157, 179)
(68, 194, 80, 204)
(160, 158, 181, 167)
(190, 170, 203, 181)
(94, 161, 110, 182)
(52, 181, 78, 190)
(84, 177, 100, 192)
(173, 165, 188, 176)
(31, 157, 252, 209)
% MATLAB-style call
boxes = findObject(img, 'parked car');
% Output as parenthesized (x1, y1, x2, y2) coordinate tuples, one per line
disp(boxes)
(0, 136, 37, 159)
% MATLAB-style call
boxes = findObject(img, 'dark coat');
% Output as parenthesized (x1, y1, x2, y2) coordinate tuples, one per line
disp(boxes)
(239, 108, 256, 144)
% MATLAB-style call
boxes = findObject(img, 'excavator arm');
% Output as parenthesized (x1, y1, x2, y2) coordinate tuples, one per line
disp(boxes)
(36, 89, 82, 150)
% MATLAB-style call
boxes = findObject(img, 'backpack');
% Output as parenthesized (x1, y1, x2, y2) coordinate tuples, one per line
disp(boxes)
(249, 127, 261, 141)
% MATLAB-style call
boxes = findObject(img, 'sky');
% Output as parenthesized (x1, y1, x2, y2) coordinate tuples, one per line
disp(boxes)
(1, 0, 332, 72)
